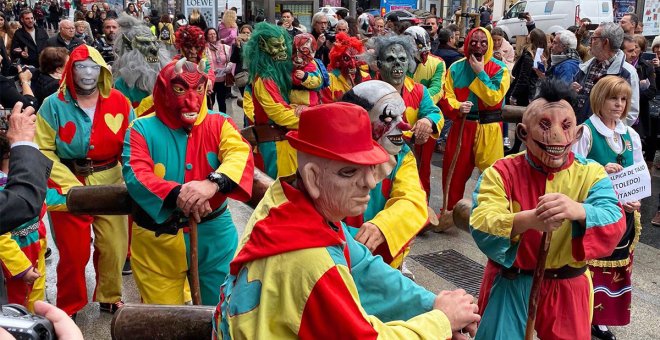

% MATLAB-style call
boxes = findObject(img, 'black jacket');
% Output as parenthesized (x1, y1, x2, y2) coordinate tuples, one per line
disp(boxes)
(0, 37, 11, 77)
(45, 34, 84, 52)
(31, 70, 60, 106)
(508, 50, 538, 106)
(433, 44, 463, 68)
(0, 145, 52, 233)
(0, 76, 38, 109)
(10, 27, 49, 67)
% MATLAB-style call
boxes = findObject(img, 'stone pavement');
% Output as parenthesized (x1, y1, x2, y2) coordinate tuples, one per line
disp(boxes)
(43, 98, 660, 339)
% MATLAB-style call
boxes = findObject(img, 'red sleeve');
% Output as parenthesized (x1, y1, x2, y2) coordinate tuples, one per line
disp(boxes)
(298, 266, 378, 340)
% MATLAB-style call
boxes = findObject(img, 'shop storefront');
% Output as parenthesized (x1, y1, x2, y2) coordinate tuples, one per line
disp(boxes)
(243, 0, 319, 26)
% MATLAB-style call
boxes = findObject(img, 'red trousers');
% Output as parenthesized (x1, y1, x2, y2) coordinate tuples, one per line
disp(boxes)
(414, 137, 436, 200)
(50, 211, 127, 315)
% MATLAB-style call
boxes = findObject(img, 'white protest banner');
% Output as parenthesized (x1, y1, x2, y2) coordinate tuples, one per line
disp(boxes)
(608, 162, 652, 204)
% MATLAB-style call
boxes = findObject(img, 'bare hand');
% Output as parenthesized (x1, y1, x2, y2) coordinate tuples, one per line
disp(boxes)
(622, 200, 640, 213)
(21, 49, 28, 59)
(177, 180, 217, 219)
(6, 102, 36, 144)
(652, 58, 660, 67)
(22, 267, 41, 285)
(468, 54, 484, 74)
(354, 222, 385, 252)
(458, 101, 473, 116)
(294, 70, 305, 79)
(509, 97, 518, 106)
(33, 301, 84, 339)
(434, 289, 481, 332)
(604, 162, 623, 174)
(317, 34, 326, 46)
(294, 104, 307, 117)
(453, 321, 478, 339)
(191, 200, 212, 224)
(536, 193, 586, 225)
(571, 82, 582, 93)
(17, 65, 32, 82)
(411, 118, 433, 144)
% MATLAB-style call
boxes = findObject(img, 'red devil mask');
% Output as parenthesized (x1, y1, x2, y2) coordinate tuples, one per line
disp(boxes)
(329, 32, 365, 81)
(153, 58, 208, 130)
(292, 33, 317, 69)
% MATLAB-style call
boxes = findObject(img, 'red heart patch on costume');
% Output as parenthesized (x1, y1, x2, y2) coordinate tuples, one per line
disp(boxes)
(59, 121, 76, 144)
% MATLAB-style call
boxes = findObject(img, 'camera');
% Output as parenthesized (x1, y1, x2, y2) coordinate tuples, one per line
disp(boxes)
(324, 31, 336, 43)
(517, 12, 528, 19)
(0, 304, 54, 340)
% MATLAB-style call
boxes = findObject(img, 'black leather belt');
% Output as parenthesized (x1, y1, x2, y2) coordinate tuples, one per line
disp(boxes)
(499, 265, 587, 280)
(61, 158, 118, 177)
(466, 110, 503, 124)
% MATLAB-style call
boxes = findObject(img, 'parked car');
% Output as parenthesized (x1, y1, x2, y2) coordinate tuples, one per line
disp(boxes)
(495, 0, 613, 42)
(385, 9, 418, 22)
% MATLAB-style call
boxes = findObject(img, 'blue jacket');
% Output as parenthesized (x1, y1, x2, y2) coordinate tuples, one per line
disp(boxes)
(548, 58, 580, 85)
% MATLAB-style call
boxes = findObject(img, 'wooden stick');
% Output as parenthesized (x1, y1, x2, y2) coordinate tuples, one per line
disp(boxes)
(524, 231, 553, 340)
(188, 220, 201, 305)
(442, 115, 467, 213)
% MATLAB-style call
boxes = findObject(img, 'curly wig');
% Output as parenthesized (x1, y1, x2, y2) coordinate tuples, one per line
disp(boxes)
(329, 32, 364, 70)
(175, 25, 206, 54)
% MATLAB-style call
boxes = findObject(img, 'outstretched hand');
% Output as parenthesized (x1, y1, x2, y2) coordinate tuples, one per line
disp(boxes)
(434, 289, 480, 334)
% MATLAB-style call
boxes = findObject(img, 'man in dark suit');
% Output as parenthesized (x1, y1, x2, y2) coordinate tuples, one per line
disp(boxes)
(11, 9, 49, 68)
(0, 101, 52, 304)
(0, 101, 52, 233)
(45, 20, 84, 52)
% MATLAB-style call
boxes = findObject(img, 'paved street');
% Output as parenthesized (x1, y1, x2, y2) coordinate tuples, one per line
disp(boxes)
(44, 98, 660, 339)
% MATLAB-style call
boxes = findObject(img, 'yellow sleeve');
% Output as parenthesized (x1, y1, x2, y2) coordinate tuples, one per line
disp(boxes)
(135, 95, 155, 117)
(243, 88, 255, 123)
(252, 77, 299, 129)
(217, 118, 254, 197)
(370, 151, 428, 259)
(0, 233, 32, 277)
(35, 114, 83, 196)
(467, 67, 511, 107)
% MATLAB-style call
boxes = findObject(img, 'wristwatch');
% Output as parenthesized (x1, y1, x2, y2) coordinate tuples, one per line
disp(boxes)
(207, 172, 226, 192)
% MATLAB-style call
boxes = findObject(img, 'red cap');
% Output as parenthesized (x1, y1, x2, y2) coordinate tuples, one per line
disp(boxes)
(286, 103, 389, 165)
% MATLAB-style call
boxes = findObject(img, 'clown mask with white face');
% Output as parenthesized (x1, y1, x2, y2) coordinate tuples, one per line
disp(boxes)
(342, 81, 411, 155)
(73, 58, 101, 95)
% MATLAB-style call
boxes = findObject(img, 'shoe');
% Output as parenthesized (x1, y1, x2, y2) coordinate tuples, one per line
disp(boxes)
(652, 211, 660, 227)
(44, 247, 52, 259)
(401, 261, 416, 281)
(591, 325, 616, 340)
(99, 300, 125, 314)
(503, 137, 511, 148)
(122, 259, 132, 275)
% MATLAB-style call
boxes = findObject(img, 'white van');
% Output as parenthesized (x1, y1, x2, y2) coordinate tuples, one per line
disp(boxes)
(494, 0, 613, 42)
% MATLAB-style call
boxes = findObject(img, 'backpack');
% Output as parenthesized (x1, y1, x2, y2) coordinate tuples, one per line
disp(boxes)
(159, 23, 171, 42)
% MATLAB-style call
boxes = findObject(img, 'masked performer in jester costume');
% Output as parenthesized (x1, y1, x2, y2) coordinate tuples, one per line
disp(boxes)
(404, 26, 445, 104)
(122, 58, 254, 306)
(341, 80, 427, 269)
(321, 32, 371, 103)
(215, 102, 480, 340)
(36, 45, 135, 316)
(289, 33, 328, 108)
(113, 14, 170, 114)
(243, 22, 299, 180)
(439, 27, 510, 212)
(365, 35, 443, 201)
(470, 79, 626, 340)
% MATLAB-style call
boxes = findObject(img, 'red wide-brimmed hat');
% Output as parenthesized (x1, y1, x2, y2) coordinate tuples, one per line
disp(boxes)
(286, 102, 389, 165)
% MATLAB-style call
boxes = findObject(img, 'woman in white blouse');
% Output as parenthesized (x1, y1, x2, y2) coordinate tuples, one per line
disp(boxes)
(572, 75, 642, 340)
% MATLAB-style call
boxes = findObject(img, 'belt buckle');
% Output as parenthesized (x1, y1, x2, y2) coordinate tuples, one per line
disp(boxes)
(73, 158, 94, 177)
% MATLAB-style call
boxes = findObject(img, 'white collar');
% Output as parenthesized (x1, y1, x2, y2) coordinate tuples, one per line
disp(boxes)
(589, 114, 627, 137)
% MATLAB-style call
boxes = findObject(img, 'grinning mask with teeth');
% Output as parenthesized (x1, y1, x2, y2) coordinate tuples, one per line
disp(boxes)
(518, 96, 583, 169)
(342, 80, 411, 155)
(73, 58, 101, 95)
(378, 43, 408, 86)
(404, 26, 432, 63)
(292, 33, 317, 69)
(259, 36, 288, 61)
(153, 58, 208, 129)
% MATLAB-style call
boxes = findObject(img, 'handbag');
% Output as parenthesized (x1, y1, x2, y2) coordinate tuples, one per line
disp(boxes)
(234, 71, 249, 88)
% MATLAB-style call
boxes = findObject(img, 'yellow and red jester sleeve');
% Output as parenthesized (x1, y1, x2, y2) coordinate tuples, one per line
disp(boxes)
(215, 118, 254, 202)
